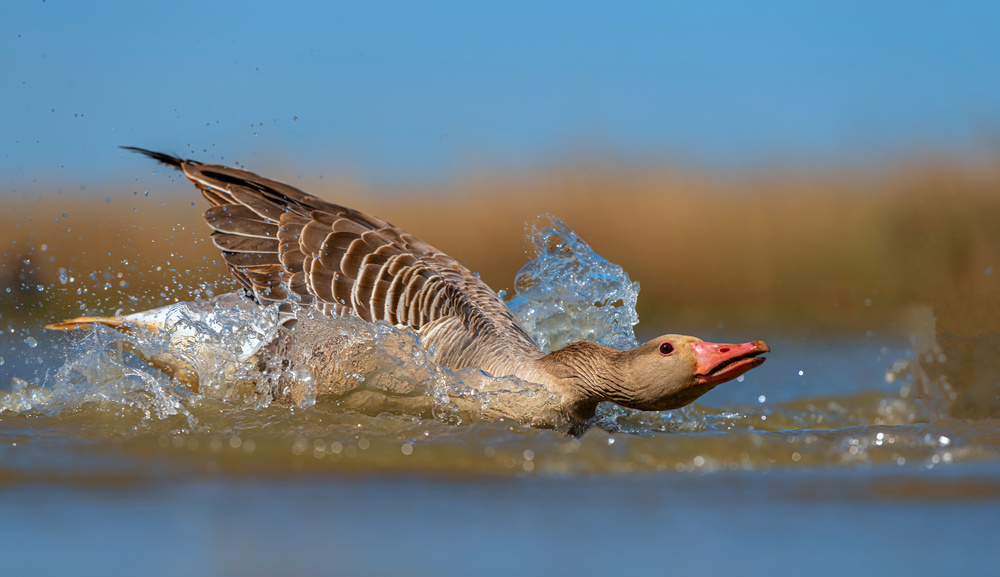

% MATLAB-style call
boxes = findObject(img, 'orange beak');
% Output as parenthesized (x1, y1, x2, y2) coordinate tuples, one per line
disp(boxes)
(690, 340, 770, 386)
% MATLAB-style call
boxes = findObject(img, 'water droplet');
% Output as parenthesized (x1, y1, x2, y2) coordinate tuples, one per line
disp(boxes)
(401, 443, 413, 455)
(758, 395, 766, 403)
(23, 336, 37, 348)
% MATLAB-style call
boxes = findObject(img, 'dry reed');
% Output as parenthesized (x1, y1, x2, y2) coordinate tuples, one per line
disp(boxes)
(3, 156, 999, 337)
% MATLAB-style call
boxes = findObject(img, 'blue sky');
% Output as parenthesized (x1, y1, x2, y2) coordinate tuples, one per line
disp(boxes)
(2, 0, 998, 188)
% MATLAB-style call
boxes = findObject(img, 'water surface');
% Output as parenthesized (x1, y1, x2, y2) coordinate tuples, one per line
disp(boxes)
(1, 216, 998, 576)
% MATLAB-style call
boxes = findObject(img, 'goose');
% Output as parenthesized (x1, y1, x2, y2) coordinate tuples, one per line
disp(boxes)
(48, 147, 769, 425)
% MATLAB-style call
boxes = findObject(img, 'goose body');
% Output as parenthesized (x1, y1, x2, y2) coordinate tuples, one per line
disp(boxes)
(49, 148, 769, 425)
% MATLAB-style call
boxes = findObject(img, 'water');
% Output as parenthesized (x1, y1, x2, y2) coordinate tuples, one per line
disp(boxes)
(2, 215, 999, 575)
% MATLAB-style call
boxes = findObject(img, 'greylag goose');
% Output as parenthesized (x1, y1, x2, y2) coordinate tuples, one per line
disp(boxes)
(48, 147, 769, 424)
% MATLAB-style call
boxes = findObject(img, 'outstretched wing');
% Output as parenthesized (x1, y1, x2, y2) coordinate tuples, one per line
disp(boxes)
(124, 147, 541, 369)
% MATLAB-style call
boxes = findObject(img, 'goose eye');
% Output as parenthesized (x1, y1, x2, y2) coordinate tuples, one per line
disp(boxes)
(659, 342, 674, 355)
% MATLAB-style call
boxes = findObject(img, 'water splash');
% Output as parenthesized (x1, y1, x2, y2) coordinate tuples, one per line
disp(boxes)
(0, 294, 284, 424)
(3, 214, 994, 478)
(2, 215, 640, 429)
(1, 325, 195, 424)
(507, 215, 640, 352)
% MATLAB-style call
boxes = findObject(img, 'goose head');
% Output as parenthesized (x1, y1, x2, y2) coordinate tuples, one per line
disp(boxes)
(618, 335, 770, 411)
(547, 335, 769, 419)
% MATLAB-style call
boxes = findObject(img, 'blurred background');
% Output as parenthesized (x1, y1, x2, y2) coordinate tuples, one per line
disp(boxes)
(3, 0, 1000, 349)
(3, 1, 1000, 340)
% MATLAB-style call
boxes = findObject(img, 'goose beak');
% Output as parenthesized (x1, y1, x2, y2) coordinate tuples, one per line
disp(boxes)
(690, 340, 770, 386)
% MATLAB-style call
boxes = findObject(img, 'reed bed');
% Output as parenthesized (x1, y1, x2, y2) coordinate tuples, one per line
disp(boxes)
(4, 156, 999, 336)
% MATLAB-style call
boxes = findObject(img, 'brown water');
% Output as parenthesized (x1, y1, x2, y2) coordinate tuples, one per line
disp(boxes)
(2, 217, 999, 576)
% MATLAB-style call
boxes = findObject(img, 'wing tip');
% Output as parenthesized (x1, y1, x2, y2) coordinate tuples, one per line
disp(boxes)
(120, 146, 193, 169)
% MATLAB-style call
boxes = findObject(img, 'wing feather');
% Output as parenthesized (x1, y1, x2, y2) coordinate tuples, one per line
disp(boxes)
(124, 147, 542, 372)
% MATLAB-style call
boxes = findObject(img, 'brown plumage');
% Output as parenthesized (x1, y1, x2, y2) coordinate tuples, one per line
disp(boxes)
(52, 148, 770, 424)
(121, 147, 541, 374)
